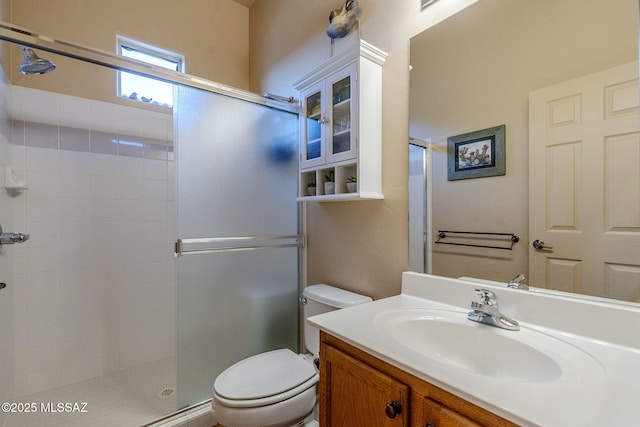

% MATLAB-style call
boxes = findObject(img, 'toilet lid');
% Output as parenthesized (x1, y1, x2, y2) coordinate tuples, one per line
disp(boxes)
(214, 349, 317, 401)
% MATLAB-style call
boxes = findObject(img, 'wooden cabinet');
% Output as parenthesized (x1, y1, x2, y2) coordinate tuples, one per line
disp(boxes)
(319, 332, 517, 427)
(294, 40, 387, 202)
(322, 343, 409, 426)
(416, 398, 482, 427)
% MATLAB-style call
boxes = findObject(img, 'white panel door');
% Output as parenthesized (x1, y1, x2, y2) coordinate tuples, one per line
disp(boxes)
(529, 61, 640, 301)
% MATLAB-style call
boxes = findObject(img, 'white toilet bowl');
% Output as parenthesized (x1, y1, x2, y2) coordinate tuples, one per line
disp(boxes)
(211, 284, 372, 427)
(212, 349, 318, 427)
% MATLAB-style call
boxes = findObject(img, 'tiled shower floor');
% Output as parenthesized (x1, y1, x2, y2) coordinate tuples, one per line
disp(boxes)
(4, 359, 176, 427)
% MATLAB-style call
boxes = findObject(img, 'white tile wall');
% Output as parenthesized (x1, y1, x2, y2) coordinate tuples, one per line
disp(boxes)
(0, 66, 16, 427)
(7, 86, 176, 398)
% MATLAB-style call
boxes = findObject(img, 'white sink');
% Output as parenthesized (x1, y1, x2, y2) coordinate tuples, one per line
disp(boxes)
(375, 308, 602, 383)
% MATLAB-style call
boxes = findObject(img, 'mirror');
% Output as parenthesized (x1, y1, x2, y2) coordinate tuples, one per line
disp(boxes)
(408, 0, 639, 303)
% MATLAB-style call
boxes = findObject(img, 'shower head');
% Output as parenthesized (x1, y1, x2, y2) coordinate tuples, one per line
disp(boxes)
(19, 47, 56, 75)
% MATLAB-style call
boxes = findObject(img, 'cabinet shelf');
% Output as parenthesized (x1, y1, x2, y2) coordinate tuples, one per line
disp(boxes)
(296, 192, 383, 203)
(332, 98, 350, 109)
(332, 129, 350, 138)
(298, 161, 382, 202)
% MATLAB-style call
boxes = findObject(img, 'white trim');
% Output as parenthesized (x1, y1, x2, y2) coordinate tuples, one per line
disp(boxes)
(143, 400, 213, 427)
(117, 35, 185, 72)
(421, 0, 440, 10)
(293, 40, 387, 90)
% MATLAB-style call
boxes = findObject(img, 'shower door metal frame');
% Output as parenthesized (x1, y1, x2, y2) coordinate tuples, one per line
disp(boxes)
(0, 19, 306, 420)
(409, 137, 433, 274)
(0, 21, 297, 113)
(0, 18, 304, 303)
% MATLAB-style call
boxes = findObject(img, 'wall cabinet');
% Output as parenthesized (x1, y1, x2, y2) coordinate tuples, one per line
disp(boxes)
(294, 40, 387, 201)
(319, 332, 518, 427)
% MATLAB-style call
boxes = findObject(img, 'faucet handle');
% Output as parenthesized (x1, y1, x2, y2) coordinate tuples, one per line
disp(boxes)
(507, 273, 528, 289)
(474, 288, 497, 305)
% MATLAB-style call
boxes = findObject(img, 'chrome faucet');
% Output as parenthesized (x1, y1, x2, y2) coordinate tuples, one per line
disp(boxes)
(468, 289, 519, 331)
(507, 273, 528, 290)
(0, 224, 30, 254)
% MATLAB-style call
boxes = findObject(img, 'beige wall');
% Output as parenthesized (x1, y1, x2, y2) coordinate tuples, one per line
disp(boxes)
(0, 0, 7, 23)
(0, 0, 9, 71)
(249, 0, 479, 299)
(6, 0, 249, 105)
(410, 0, 637, 282)
(3, 0, 488, 300)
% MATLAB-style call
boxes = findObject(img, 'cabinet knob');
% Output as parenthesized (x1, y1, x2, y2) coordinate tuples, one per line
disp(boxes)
(384, 400, 403, 419)
(425, 424, 436, 427)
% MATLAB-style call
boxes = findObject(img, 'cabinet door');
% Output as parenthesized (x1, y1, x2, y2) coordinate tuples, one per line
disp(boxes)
(321, 344, 409, 427)
(415, 397, 482, 427)
(300, 81, 326, 169)
(326, 63, 357, 164)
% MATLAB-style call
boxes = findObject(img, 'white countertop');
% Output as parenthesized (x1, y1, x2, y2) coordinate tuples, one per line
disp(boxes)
(308, 272, 640, 427)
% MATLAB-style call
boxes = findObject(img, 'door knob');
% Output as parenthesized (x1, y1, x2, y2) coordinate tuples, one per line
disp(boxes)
(532, 239, 553, 250)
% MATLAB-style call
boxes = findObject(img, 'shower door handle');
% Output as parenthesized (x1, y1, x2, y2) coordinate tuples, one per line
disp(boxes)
(0, 224, 30, 253)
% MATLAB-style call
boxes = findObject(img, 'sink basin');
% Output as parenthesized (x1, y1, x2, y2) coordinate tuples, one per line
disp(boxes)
(375, 308, 602, 383)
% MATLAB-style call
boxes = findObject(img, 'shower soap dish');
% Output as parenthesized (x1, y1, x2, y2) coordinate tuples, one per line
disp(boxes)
(5, 166, 28, 191)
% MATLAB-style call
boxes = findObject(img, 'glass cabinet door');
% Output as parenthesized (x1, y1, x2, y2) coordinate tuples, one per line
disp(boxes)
(300, 82, 325, 169)
(328, 64, 357, 163)
(299, 64, 357, 170)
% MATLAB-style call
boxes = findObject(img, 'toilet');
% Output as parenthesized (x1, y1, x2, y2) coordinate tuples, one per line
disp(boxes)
(211, 284, 372, 427)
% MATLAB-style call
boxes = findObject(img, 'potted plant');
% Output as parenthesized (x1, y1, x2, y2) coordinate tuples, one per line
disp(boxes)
(346, 176, 357, 193)
(307, 181, 316, 196)
(324, 171, 335, 195)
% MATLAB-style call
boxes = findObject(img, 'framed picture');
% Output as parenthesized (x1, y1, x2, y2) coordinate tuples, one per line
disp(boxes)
(447, 125, 505, 181)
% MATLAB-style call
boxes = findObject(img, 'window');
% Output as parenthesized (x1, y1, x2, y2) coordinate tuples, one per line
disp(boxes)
(117, 36, 185, 108)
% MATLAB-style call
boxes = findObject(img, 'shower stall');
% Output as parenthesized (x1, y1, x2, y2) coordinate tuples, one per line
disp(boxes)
(0, 23, 301, 427)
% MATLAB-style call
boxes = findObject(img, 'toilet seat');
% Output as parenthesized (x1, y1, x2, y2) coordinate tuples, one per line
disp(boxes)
(213, 348, 319, 408)
(211, 285, 372, 426)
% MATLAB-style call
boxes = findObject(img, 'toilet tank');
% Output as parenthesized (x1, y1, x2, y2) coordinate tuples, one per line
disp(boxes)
(302, 284, 372, 354)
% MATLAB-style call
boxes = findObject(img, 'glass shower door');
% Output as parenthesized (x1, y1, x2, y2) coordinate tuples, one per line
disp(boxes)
(174, 86, 300, 408)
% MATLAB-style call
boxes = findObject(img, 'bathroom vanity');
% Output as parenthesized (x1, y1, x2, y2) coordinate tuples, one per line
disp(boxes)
(309, 272, 640, 426)
(320, 332, 515, 426)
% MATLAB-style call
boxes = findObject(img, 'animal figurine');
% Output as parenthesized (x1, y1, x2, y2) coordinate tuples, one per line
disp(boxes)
(326, 0, 362, 39)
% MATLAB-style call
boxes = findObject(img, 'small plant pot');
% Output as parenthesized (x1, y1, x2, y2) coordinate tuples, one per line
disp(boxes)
(324, 182, 335, 195)
(346, 182, 357, 193)
(308, 187, 316, 196)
